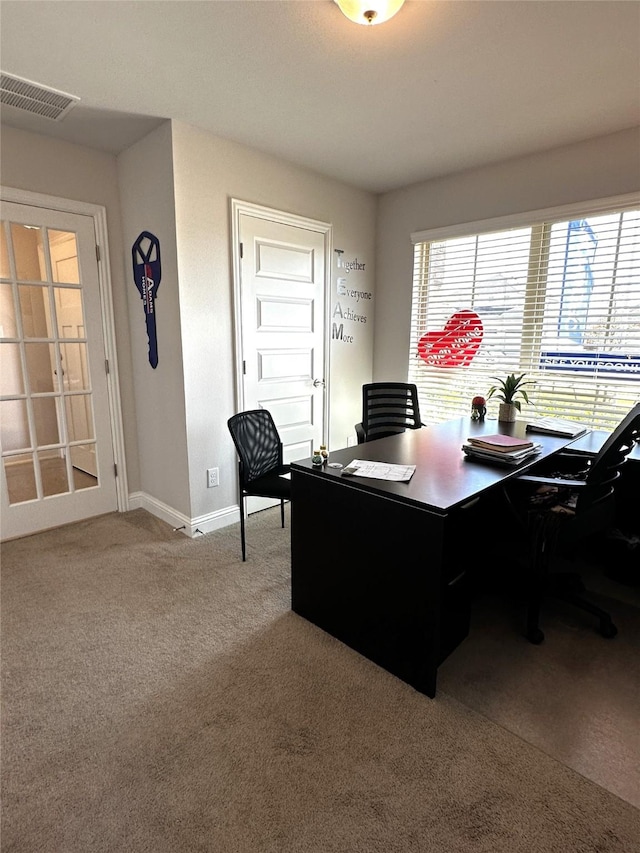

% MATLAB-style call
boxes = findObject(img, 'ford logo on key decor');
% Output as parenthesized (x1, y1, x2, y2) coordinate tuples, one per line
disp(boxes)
(417, 310, 483, 368)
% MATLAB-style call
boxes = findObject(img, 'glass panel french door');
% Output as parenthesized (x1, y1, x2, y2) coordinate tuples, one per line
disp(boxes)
(0, 201, 117, 540)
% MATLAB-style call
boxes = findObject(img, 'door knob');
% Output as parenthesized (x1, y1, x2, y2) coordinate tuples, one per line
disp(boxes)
(313, 379, 325, 387)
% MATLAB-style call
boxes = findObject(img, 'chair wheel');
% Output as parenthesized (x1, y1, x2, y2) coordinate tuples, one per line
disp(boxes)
(600, 619, 618, 639)
(527, 627, 545, 645)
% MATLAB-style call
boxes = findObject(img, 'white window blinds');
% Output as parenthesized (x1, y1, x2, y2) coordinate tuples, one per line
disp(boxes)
(408, 195, 640, 432)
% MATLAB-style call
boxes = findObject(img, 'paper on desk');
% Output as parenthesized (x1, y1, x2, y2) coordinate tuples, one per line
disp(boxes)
(346, 459, 416, 482)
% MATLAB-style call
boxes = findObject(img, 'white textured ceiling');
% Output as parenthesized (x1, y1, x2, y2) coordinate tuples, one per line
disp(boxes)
(1, 0, 639, 193)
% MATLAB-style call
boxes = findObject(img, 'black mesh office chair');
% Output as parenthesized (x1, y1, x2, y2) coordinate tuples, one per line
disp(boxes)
(355, 382, 425, 444)
(227, 409, 291, 561)
(501, 402, 640, 644)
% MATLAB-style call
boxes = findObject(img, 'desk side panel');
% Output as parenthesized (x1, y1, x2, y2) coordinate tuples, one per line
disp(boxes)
(290, 470, 471, 697)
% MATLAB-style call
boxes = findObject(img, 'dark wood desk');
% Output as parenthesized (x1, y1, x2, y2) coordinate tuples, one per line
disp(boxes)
(569, 428, 640, 461)
(290, 418, 578, 698)
(569, 428, 640, 532)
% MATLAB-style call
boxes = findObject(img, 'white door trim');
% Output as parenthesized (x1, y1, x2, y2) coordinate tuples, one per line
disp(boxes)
(1, 185, 129, 512)
(230, 198, 332, 432)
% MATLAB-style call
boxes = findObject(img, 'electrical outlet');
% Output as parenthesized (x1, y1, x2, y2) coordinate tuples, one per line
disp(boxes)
(207, 467, 219, 488)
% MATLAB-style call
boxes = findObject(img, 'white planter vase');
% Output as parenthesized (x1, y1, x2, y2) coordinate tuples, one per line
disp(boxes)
(498, 402, 518, 423)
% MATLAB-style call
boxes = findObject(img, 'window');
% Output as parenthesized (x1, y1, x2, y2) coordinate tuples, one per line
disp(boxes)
(408, 194, 640, 432)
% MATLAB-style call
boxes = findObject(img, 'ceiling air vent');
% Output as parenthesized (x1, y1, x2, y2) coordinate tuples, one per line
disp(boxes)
(0, 73, 80, 121)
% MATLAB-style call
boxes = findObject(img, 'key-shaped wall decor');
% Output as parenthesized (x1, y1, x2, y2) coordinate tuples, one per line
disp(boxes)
(132, 231, 162, 368)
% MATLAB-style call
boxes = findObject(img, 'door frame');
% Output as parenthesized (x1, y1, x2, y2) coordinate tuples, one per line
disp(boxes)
(230, 199, 333, 437)
(1, 185, 129, 514)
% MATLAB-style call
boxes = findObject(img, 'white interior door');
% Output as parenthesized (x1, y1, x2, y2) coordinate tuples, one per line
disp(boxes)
(233, 201, 331, 512)
(0, 200, 118, 540)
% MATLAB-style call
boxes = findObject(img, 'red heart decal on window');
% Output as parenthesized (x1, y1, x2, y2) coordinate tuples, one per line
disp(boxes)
(417, 310, 483, 368)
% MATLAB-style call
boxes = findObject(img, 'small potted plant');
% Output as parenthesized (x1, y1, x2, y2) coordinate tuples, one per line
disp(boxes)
(486, 372, 534, 422)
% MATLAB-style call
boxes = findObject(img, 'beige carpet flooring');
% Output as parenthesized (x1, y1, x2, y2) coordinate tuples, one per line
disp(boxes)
(1, 507, 639, 852)
(439, 569, 640, 809)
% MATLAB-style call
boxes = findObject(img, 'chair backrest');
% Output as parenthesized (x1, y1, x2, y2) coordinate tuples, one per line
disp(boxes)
(361, 382, 424, 441)
(578, 402, 640, 514)
(227, 409, 284, 486)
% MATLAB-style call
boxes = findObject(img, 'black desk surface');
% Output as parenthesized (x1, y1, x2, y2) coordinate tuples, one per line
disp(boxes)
(569, 428, 640, 461)
(290, 417, 576, 515)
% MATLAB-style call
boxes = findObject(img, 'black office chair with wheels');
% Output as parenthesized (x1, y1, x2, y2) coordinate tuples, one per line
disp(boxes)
(227, 409, 291, 561)
(355, 382, 425, 444)
(501, 402, 640, 644)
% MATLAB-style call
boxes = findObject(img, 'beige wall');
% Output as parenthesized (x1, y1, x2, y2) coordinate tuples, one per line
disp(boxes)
(116, 119, 377, 527)
(164, 121, 376, 523)
(117, 122, 191, 517)
(375, 127, 640, 382)
(1, 120, 376, 532)
(5, 119, 636, 533)
(1, 126, 141, 491)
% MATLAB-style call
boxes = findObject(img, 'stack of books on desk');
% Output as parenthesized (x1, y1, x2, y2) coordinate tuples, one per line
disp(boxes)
(462, 433, 542, 466)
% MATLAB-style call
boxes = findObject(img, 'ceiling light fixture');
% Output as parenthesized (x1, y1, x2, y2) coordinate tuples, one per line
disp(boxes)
(334, 0, 405, 26)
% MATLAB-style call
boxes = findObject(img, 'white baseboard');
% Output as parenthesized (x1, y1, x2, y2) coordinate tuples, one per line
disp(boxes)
(127, 491, 240, 538)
